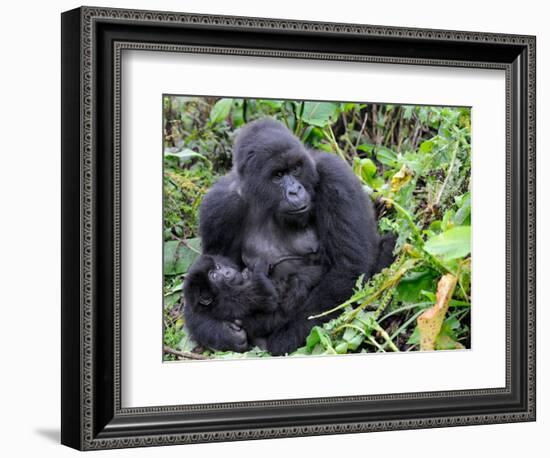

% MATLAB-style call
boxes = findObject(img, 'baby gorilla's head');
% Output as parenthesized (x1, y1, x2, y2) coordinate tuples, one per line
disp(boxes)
(207, 260, 246, 290)
(184, 255, 244, 308)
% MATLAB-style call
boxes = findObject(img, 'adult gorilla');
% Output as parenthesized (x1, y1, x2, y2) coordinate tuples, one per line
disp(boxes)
(193, 118, 391, 355)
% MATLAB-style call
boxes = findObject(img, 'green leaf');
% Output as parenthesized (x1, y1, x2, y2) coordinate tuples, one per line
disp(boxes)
(165, 281, 183, 295)
(258, 99, 283, 110)
(305, 327, 320, 351)
(348, 334, 364, 350)
(353, 157, 384, 190)
(299, 102, 339, 127)
(209, 98, 233, 124)
(342, 327, 358, 342)
(306, 326, 333, 352)
(231, 99, 245, 127)
(164, 238, 202, 275)
(334, 342, 349, 354)
(177, 327, 198, 353)
(419, 140, 434, 153)
(435, 334, 465, 350)
(164, 292, 181, 309)
(453, 193, 471, 226)
(424, 226, 471, 261)
(357, 143, 375, 154)
(395, 269, 438, 303)
(164, 149, 209, 162)
(375, 147, 399, 167)
(407, 326, 420, 345)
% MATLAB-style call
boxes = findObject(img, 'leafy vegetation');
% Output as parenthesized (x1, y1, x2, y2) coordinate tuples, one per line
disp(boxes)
(163, 95, 471, 360)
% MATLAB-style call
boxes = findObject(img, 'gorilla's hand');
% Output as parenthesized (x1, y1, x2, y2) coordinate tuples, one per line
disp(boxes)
(221, 320, 248, 352)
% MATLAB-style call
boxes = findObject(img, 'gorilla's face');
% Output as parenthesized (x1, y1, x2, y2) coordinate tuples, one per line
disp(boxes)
(234, 119, 319, 227)
(247, 145, 318, 226)
(268, 154, 314, 224)
(185, 255, 244, 308)
(208, 262, 243, 287)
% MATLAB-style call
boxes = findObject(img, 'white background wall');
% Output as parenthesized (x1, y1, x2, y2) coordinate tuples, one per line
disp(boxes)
(0, 0, 545, 456)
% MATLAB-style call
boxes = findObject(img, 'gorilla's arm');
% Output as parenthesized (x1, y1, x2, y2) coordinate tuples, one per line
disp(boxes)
(199, 173, 246, 264)
(267, 152, 380, 355)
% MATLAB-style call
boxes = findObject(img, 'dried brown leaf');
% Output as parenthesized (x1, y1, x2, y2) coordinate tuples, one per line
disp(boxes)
(417, 274, 457, 351)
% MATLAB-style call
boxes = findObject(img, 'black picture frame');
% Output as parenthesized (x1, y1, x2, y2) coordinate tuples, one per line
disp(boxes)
(61, 6, 536, 450)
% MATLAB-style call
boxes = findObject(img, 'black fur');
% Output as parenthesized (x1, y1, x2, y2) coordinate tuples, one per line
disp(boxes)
(196, 118, 395, 355)
(183, 255, 278, 351)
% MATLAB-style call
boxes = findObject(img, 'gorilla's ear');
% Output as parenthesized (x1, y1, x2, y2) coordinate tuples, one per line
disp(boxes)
(184, 274, 212, 309)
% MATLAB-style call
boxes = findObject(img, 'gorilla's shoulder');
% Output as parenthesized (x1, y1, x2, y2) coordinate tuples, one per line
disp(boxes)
(201, 172, 244, 209)
(199, 171, 246, 258)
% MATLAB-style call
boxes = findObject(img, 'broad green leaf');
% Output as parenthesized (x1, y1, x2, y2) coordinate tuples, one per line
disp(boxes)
(258, 99, 283, 110)
(335, 342, 349, 354)
(164, 292, 181, 309)
(375, 147, 399, 167)
(342, 327, 358, 342)
(396, 269, 438, 303)
(453, 193, 471, 226)
(290, 346, 309, 356)
(435, 334, 465, 350)
(164, 238, 202, 275)
(353, 157, 383, 190)
(165, 281, 183, 295)
(164, 149, 209, 162)
(424, 226, 471, 261)
(357, 143, 375, 154)
(419, 140, 434, 153)
(300, 102, 339, 127)
(407, 326, 420, 345)
(209, 98, 233, 124)
(357, 157, 377, 178)
(317, 143, 333, 152)
(311, 343, 326, 355)
(306, 326, 333, 352)
(347, 334, 364, 351)
(403, 105, 414, 120)
(305, 327, 320, 351)
(177, 327, 199, 353)
(231, 99, 245, 127)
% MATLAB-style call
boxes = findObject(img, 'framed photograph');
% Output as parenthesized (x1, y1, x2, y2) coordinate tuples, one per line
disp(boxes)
(61, 6, 536, 450)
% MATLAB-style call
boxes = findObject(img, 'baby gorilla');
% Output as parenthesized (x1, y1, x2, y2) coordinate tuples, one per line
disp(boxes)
(183, 255, 278, 352)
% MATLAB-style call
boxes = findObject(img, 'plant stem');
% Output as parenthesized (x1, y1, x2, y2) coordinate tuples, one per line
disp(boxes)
(354, 110, 369, 151)
(379, 302, 432, 322)
(388, 309, 425, 344)
(381, 197, 423, 244)
(367, 336, 386, 352)
(309, 258, 418, 320)
(323, 126, 346, 160)
(435, 141, 459, 207)
(374, 323, 400, 352)
(163, 345, 208, 360)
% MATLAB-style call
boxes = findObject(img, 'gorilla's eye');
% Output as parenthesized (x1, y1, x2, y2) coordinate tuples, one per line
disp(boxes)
(208, 270, 220, 281)
(272, 170, 284, 181)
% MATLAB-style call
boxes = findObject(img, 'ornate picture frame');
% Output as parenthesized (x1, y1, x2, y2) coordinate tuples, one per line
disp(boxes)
(61, 6, 536, 450)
